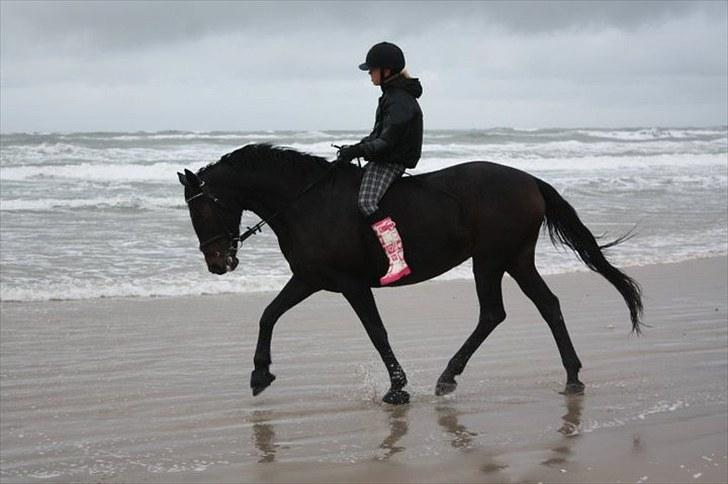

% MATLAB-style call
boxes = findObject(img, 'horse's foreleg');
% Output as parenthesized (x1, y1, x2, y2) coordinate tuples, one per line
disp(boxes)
(343, 286, 409, 405)
(251, 276, 317, 396)
(436, 266, 505, 396)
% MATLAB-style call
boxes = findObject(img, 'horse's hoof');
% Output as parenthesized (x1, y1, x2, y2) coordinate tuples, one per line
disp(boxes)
(383, 389, 410, 405)
(435, 379, 457, 396)
(560, 382, 585, 395)
(251, 370, 276, 396)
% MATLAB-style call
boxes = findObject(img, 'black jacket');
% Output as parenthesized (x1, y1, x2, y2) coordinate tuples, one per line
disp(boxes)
(359, 75, 423, 169)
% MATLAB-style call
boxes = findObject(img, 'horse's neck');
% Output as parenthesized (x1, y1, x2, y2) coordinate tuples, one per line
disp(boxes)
(237, 161, 326, 233)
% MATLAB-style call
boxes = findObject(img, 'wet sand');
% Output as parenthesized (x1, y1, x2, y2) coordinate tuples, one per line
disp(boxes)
(1, 257, 726, 483)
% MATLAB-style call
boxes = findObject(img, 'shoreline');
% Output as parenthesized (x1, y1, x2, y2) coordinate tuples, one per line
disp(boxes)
(1, 253, 726, 305)
(1, 256, 726, 483)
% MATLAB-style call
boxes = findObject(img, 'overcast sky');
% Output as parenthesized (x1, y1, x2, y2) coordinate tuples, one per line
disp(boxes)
(1, 1, 726, 132)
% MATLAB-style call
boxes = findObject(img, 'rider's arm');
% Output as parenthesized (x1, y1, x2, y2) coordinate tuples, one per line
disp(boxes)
(359, 92, 415, 159)
(359, 107, 380, 143)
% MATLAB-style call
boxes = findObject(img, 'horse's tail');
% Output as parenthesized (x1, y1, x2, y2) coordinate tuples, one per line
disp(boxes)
(535, 178, 644, 333)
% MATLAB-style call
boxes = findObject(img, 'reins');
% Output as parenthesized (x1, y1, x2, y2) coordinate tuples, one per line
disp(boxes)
(236, 160, 340, 244)
(238, 160, 464, 244)
(193, 149, 463, 249)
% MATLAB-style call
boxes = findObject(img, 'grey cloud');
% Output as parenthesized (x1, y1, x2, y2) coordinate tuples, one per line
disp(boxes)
(0, 1, 725, 132)
(2, 1, 722, 57)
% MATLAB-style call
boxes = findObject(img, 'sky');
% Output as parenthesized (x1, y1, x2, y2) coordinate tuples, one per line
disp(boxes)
(1, 0, 726, 133)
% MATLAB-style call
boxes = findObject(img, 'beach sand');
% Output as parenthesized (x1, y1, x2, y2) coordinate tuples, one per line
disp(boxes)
(1, 257, 726, 483)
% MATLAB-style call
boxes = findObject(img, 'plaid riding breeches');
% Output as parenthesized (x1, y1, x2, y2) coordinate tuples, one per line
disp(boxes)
(357, 161, 406, 217)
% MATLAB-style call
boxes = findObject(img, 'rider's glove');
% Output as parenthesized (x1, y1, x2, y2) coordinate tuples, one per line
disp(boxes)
(337, 144, 364, 163)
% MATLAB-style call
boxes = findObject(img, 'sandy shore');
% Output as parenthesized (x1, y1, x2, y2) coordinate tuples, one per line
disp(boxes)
(1, 256, 726, 483)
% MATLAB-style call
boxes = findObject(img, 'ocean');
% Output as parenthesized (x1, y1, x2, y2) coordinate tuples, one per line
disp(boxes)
(0, 127, 726, 302)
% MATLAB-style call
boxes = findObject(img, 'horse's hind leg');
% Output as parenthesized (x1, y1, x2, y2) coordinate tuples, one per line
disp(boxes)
(436, 262, 506, 396)
(508, 249, 585, 395)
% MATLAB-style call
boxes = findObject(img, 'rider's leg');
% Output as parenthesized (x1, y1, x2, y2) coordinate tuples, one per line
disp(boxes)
(358, 162, 410, 285)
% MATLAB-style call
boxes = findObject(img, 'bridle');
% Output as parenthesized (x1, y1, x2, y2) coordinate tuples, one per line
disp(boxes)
(184, 181, 246, 263)
(183, 159, 340, 261)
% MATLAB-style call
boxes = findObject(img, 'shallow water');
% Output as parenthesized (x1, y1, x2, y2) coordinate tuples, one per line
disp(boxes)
(1, 258, 726, 482)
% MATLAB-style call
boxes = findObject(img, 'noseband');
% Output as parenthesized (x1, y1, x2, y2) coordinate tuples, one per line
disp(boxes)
(185, 183, 242, 258)
(185, 161, 339, 258)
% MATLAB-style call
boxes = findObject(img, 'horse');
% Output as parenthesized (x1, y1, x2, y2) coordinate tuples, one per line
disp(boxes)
(178, 143, 643, 405)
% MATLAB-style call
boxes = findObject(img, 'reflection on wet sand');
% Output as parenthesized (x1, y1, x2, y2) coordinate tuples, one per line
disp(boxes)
(435, 405, 478, 450)
(435, 405, 510, 475)
(542, 394, 584, 468)
(251, 410, 280, 463)
(558, 393, 584, 437)
(376, 404, 410, 461)
(248, 395, 585, 468)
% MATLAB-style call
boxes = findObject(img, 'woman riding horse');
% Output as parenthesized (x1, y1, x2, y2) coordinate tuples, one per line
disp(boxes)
(178, 44, 643, 405)
(337, 41, 423, 286)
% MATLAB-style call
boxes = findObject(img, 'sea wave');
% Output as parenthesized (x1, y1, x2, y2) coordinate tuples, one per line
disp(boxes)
(3, 128, 725, 169)
(2, 248, 725, 303)
(0, 195, 184, 212)
(416, 153, 727, 174)
(0, 143, 225, 165)
(1, 171, 724, 212)
(2, 153, 725, 184)
(1, 127, 725, 303)
(420, 138, 727, 158)
(574, 127, 727, 141)
(0, 274, 291, 302)
(0, 161, 208, 182)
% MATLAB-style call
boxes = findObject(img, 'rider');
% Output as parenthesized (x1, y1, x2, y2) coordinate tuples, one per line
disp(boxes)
(337, 41, 423, 286)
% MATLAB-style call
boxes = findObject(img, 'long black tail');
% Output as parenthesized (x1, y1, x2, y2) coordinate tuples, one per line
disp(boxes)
(535, 178, 644, 333)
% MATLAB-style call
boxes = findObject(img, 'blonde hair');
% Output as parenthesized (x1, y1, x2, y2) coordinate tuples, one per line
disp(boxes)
(399, 69, 412, 79)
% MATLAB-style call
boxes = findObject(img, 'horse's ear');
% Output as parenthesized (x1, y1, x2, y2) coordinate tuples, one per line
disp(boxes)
(184, 169, 201, 187)
(177, 172, 187, 186)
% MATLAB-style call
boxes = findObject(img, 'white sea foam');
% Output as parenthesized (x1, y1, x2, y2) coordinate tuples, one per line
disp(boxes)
(104, 132, 266, 141)
(2, 241, 724, 302)
(1, 153, 724, 184)
(0, 195, 184, 211)
(575, 127, 726, 141)
(0, 274, 290, 302)
(416, 153, 727, 174)
(0, 161, 208, 182)
(1, 128, 725, 302)
(421, 140, 727, 161)
(1, 143, 225, 165)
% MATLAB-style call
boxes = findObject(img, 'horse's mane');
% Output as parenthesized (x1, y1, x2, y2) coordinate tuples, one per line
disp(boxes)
(199, 143, 333, 177)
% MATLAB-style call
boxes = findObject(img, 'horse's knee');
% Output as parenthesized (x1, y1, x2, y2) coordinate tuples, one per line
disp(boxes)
(259, 306, 281, 329)
(479, 307, 506, 329)
(541, 294, 563, 322)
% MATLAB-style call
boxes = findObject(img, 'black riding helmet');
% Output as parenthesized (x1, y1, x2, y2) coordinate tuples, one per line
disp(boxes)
(358, 42, 405, 72)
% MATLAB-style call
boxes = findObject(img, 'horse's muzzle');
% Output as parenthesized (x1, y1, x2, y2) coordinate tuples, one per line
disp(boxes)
(207, 255, 238, 275)
(208, 263, 227, 275)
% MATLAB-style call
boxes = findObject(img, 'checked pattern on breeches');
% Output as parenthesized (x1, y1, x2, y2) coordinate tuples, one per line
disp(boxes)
(358, 162, 406, 217)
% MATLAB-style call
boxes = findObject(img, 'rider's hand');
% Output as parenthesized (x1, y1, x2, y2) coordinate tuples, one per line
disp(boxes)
(337, 144, 363, 163)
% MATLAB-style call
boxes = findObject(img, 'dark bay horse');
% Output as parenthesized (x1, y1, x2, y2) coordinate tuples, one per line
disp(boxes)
(178, 144, 643, 404)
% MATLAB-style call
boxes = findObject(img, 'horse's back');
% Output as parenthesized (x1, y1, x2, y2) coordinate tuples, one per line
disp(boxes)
(391, 161, 546, 258)
(401, 161, 544, 219)
(413, 161, 538, 194)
